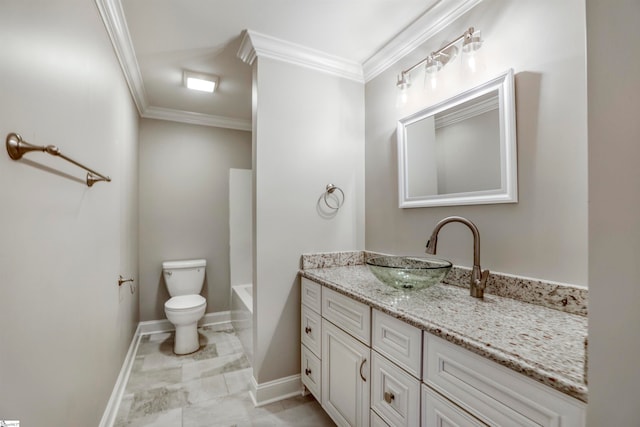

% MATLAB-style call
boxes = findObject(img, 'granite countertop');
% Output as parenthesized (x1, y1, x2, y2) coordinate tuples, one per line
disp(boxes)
(300, 264, 588, 403)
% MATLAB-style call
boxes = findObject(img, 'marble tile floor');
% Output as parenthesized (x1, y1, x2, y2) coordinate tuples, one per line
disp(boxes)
(114, 323, 335, 427)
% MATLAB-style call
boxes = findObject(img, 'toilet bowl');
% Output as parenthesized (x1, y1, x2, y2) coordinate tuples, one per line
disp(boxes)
(162, 259, 207, 355)
(165, 295, 207, 355)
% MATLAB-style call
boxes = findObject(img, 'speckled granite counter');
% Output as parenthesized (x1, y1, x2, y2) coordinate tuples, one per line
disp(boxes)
(300, 262, 588, 403)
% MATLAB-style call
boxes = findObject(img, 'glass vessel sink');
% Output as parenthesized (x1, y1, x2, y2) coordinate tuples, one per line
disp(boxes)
(366, 256, 452, 290)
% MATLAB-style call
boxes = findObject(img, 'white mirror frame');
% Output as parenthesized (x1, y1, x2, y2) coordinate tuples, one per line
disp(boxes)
(398, 69, 517, 208)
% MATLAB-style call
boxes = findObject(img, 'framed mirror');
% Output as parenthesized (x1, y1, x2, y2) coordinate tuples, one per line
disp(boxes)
(397, 69, 517, 208)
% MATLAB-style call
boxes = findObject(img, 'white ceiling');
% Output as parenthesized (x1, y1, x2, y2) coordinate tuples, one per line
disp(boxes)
(99, 0, 480, 130)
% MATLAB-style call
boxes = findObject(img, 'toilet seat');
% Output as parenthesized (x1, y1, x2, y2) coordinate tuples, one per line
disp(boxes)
(165, 295, 206, 311)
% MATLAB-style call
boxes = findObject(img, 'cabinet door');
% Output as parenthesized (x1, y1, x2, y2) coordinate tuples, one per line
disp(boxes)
(322, 319, 370, 427)
(422, 384, 488, 427)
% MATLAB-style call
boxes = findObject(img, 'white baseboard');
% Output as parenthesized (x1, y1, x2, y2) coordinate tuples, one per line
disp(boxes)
(249, 374, 303, 407)
(202, 310, 231, 326)
(138, 311, 231, 335)
(98, 324, 142, 427)
(99, 311, 231, 426)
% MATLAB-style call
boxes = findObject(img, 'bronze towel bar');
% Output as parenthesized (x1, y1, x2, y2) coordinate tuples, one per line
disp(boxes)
(6, 132, 111, 187)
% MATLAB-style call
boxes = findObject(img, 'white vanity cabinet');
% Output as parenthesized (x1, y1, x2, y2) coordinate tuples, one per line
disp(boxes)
(300, 276, 586, 427)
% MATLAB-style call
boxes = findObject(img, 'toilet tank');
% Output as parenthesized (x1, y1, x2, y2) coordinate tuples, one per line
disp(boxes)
(162, 259, 206, 296)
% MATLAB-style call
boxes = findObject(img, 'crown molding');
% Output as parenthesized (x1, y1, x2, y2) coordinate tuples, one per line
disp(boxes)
(96, 0, 483, 126)
(237, 30, 364, 83)
(96, 0, 251, 131)
(363, 0, 483, 82)
(95, 0, 148, 113)
(237, 30, 257, 65)
(143, 106, 252, 131)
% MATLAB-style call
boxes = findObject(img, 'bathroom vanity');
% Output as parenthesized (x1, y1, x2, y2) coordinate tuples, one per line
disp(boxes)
(299, 252, 587, 427)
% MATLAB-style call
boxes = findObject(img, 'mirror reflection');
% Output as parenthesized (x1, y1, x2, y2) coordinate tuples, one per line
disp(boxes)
(398, 69, 517, 208)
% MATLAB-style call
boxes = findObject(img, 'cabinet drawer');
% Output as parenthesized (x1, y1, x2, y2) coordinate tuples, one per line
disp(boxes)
(301, 277, 322, 313)
(371, 410, 390, 427)
(301, 304, 321, 357)
(371, 351, 421, 427)
(422, 384, 488, 427)
(301, 344, 321, 403)
(372, 309, 422, 379)
(322, 287, 371, 345)
(424, 334, 586, 427)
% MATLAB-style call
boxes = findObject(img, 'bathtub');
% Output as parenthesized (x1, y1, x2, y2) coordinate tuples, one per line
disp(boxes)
(231, 284, 253, 365)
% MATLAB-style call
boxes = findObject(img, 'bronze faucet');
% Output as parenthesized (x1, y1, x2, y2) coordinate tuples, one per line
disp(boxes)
(425, 216, 490, 298)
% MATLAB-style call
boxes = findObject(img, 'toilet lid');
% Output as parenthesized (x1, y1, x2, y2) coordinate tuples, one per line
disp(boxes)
(165, 295, 206, 311)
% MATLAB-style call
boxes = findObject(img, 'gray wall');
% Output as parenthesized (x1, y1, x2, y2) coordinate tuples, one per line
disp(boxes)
(586, 0, 640, 424)
(0, 0, 139, 425)
(365, 0, 588, 286)
(138, 119, 251, 321)
(252, 57, 365, 384)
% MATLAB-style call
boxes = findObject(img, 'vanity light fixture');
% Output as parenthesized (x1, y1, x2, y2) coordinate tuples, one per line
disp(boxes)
(183, 70, 219, 93)
(396, 27, 482, 101)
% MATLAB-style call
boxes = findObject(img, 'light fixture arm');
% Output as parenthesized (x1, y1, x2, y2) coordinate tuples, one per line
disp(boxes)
(398, 27, 477, 83)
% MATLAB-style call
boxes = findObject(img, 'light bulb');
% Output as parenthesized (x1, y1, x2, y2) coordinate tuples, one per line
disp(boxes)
(396, 85, 410, 107)
(396, 73, 411, 107)
(430, 74, 437, 90)
(467, 55, 477, 72)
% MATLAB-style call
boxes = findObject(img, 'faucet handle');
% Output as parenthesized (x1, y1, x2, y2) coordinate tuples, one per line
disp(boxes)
(470, 269, 490, 298)
(480, 269, 490, 287)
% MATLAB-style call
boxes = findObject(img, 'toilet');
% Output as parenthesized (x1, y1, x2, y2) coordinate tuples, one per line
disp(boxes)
(162, 259, 207, 355)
